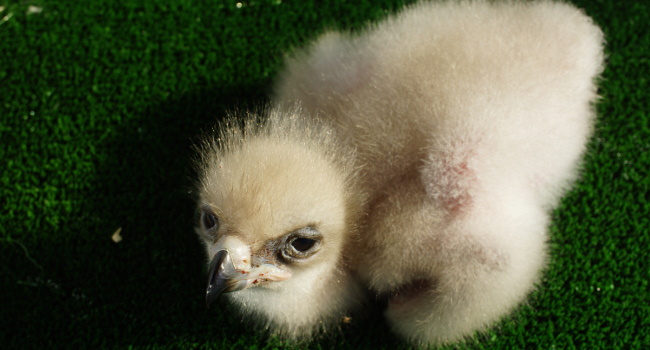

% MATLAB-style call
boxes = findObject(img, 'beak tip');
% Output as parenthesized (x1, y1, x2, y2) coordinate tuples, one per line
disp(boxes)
(206, 290, 217, 308)
(205, 250, 228, 308)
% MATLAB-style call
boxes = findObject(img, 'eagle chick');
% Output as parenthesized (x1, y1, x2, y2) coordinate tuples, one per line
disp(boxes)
(195, 0, 604, 345)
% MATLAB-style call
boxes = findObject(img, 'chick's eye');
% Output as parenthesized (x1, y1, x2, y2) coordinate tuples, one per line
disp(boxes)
(280, 228, 322, 262)
(291, 237, 316, 252)
(201, 210, 218, 231)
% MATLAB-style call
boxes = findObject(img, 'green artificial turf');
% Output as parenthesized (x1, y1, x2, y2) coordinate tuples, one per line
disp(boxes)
(1, 0, 648, 348)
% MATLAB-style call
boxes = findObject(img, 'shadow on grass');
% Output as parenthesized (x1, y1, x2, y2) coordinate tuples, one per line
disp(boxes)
(1, 83, 407, 349)
(80, 85, 269, 348)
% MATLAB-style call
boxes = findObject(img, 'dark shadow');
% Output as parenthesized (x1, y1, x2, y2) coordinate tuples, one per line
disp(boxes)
(11, 81, 405, 349)
(83, 84, 270, 348)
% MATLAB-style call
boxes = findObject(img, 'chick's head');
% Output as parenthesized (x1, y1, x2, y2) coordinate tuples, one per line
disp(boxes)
(195, 121, 364, 338)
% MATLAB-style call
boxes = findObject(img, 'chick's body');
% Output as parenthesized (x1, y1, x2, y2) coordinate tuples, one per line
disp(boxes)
(196, 0, 604, 345)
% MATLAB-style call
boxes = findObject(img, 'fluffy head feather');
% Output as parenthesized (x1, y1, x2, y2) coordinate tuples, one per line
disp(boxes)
(195, 109, 366, 338)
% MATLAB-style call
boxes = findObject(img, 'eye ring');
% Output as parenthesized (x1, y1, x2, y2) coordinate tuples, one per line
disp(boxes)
(279, 227, 322, 262)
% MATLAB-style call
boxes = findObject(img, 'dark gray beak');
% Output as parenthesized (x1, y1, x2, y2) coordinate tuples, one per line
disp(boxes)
(205, 250, 247, 307)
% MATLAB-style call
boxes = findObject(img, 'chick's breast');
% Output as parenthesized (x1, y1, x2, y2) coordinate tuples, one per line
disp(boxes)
(273, 0, 604, 344)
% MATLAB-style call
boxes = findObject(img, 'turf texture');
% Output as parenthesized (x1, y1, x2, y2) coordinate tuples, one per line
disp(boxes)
(1, 0, 648, 348)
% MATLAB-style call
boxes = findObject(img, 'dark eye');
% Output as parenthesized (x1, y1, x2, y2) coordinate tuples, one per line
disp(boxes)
(291, 237, 316, 252)
(201, 209, 218, 231)
(279, 227, 322, 262)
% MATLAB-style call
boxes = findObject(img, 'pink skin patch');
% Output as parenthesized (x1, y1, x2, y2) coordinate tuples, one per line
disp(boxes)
(422, 143, 478, 216)
(439, 160, 474, 214)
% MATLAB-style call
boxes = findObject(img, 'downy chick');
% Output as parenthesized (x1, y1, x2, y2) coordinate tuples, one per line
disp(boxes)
(196, 0, 604, 345)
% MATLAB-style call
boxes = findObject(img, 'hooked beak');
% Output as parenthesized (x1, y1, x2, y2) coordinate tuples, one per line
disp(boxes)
(206, 249, 246, 307)
(205, 236, 292, 308)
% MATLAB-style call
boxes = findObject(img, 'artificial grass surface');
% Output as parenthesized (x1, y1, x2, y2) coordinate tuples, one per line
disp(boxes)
(1, 0, 648, 348)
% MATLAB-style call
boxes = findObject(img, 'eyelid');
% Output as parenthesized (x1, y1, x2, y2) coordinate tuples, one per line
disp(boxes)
(292, 226, 321, 239)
